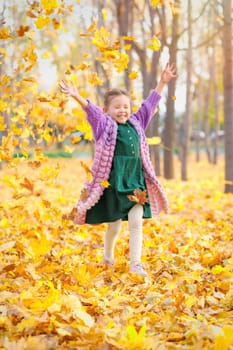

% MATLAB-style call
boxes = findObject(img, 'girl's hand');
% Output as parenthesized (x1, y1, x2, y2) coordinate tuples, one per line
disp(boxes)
(160, 63, 177, 83)
(58, 79, 88, 108)
(58, 80, 78, 98)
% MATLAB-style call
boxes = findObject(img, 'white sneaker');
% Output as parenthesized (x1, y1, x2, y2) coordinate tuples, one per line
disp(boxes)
(102, 257, 114, 267)
(130, 262, 148, 277)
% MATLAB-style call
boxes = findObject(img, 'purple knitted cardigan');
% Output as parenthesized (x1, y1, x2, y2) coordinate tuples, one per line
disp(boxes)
(74, 90, 168, 224)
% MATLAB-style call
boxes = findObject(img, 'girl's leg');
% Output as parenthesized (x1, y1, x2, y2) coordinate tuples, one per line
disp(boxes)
(103, 219, 122, 265)
(128, 204, 147, 277)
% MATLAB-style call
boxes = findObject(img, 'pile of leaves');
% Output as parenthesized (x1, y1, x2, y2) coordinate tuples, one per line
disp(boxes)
(0, 156, 233, 350)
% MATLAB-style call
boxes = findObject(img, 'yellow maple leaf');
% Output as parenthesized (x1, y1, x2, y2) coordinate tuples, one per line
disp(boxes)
(35, 16, 51, 29)
(0, 27, 12, 40)
(123, 35, 136, 41)
(102, 8, 108, 21)
(42, 51, 51, 59)
(92, 27, 110, 49)
(40, 0, 59, 13)
(146, 136, 161, 145)
(113, 52, 129, 72)
(23, 45, 37, 64)
(77, 121, 93, 141)
(101, 180, 110, 188)
(88, 72, 103, 86)
(78, 62, 90, 70)
(150, 0, 164, 7)
(148, 36, 161, 51)
(128, 71, 138, 80)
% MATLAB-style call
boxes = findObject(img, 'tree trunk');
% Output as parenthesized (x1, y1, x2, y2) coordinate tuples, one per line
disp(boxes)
(203, 84, 212, 163)
(222, 0, 233, 193)
(114, 0, 133, 91)
(211, 42, 219, 165)
(180, 0, 192, 181)
(195, 78, 204, 162)
(163, 0, 180, 179)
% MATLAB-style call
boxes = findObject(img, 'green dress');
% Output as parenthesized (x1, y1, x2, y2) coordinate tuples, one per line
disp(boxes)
(86, 121, 151, 223)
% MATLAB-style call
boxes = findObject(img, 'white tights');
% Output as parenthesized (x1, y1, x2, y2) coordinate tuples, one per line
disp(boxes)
(104, 204, 143, 263)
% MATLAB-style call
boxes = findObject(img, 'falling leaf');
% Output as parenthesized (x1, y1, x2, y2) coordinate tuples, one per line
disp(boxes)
(146, 136, 161, 145)
(78, 62, 91, 70)
(42, 51, 51, 59)
(0, 27, 12, 40)
(87, 21, 97, 33)
(40, 0, 59, 13)
(101, 180, 110, 188)
(16, 25, 30, 37)
(88, 72, 103, 86)
(122, 35, 136, 41)
(128, 71, 138, 80)
(150, 0, 164, 7)
(148, 36, 161, 51)
(35, 16, 51, 29)
(38, 96, 51, 102)
(70, 135, 81, 144)
(102, 8, 108, 21)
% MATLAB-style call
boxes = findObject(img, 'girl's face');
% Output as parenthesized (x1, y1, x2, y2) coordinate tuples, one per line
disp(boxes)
(104, 95, 131, 124)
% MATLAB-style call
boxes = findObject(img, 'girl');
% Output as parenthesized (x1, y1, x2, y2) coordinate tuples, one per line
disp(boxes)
(59, 63, 177, 277)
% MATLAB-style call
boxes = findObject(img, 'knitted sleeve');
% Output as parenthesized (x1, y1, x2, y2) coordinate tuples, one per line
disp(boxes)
(84, 100, 107, 141)
(132, 91, 161, 130)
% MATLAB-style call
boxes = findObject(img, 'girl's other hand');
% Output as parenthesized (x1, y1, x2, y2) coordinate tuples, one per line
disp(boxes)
(161, 63, 177, 83)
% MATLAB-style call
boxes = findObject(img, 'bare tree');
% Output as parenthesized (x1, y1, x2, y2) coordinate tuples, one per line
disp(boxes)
(222, 0, 233, 193)
(163, 0, 180, 179)
(180, 0, 192, 180)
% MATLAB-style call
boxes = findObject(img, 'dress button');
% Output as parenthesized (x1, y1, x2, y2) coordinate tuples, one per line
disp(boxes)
(131, 144, 133, 147)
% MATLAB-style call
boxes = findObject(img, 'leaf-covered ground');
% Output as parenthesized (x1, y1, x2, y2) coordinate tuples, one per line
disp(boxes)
(0, 156, 233, 350)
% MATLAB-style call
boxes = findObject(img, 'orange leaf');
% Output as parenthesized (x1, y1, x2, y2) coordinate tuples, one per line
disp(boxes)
(128, 189, 149, 205)
(38, 97, 51, 102)
(16, 25, 30, 37)
(80, 161, 93, 181)
(101, 180, 110, 188)
(168, 240, 179, 254)
(20, 177, 34, 192)
(62, 207, 78, 220)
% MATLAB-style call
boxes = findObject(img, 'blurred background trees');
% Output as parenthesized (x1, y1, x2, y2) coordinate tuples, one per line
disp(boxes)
(0, 0, 232, 192)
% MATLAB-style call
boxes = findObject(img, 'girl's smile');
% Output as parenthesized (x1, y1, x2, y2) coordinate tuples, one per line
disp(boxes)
(104, 95, 131, 124)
